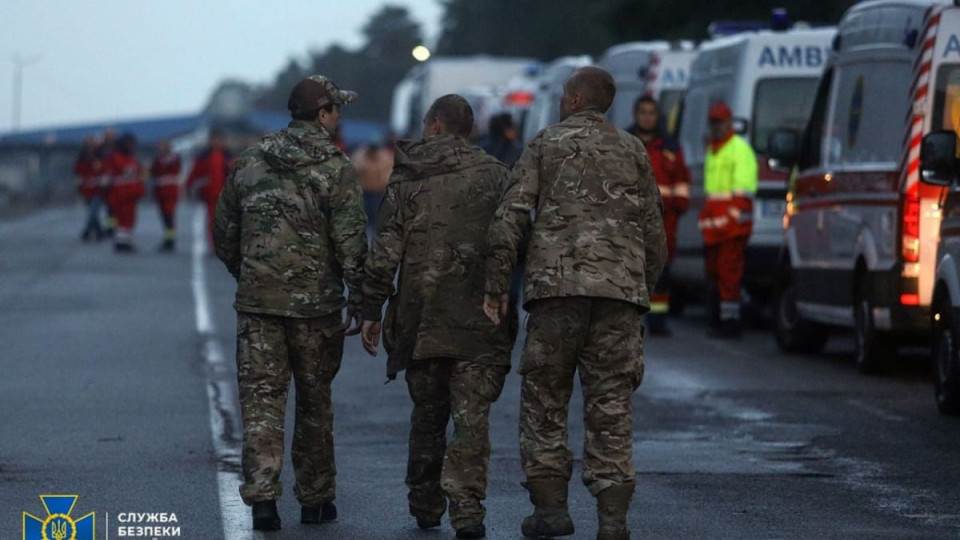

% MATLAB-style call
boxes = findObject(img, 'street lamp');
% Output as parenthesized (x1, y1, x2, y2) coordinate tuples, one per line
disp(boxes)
(412, 45, 431, 62)
(11, 53, 42, 132)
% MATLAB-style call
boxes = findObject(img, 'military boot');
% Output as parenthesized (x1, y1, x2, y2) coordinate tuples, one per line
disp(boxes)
(521, 478, 575, 538)
(595, 483, 634, 540)
(251, 500, 281, 531)
(301, 502, 337, 524)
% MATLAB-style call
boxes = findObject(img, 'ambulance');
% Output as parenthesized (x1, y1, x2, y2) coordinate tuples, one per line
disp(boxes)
(914, 2, 960, 414)
(673, 26, 835, 304)
(389, 57, 536, 138)
(599, 41, 671, 129)
(773, 0, 960, 376)
(522, 56, 593, 143)
(645, 47, 698, 137)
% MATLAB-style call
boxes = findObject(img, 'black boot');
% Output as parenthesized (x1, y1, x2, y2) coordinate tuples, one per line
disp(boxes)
(416, 515, 442, 529)
(159, 238, 175, 252)
(252, 501, 281, 531)
(521, 478, 575, 538)
(456, 523, 486, 539)
(301, 501, 337, 524)
(596, 483, 634, 540)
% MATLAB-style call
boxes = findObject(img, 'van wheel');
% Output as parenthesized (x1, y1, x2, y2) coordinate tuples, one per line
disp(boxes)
(933, 298, 960, 416)
(775, 280, 828, 354)
(853, 278, 894, 374)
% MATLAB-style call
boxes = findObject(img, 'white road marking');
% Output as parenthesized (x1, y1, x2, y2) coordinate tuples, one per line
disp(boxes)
(191, 207, 251, 540)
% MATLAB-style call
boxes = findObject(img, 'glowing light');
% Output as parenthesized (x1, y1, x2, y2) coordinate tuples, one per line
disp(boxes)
(412, 46, 431, 62)
(901, 294, 920, 306)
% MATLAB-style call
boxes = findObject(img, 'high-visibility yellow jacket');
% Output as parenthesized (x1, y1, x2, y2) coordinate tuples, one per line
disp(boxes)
(699, 134, 758, 245)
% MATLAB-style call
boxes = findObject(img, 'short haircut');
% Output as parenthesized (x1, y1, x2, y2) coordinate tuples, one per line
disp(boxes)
(488, 113, 515, 139)
(425, 94, 475, 138)
(291, 102, 335, 122)
(568, 67, 616, 113)
(634, 95, 658, 111)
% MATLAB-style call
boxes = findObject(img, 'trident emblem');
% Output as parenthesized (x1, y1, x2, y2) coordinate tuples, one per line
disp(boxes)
(49, 519, 69, 540)
(22, 495, 94, 540)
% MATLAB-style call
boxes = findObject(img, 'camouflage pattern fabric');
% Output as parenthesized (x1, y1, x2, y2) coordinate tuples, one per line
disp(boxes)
(235, 311, 344, 506)
(519, 296, 644, 497)
(405, 358, 509, 528)
(362, 134, 516, 378)
(214, 119, 367, 319)
(484, 109, 667, 311)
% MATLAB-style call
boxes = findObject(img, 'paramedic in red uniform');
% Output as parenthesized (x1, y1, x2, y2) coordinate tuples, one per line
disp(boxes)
(151, 140, 182, 252)
(106, 133, 146, 253)
(699, 102, 758, 338)
(628, 95, 691, 336)
(186, 130, 231, 244)
(75, 136, 106, 241)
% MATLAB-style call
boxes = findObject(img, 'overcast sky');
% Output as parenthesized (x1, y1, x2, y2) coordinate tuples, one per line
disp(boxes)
(0, 1, 442, 132)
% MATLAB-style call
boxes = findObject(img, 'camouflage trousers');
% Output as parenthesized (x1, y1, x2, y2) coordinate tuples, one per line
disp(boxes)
(519, 297, 644, 496)
(235, 311, 344, 506)
(405, 358, 509, 528)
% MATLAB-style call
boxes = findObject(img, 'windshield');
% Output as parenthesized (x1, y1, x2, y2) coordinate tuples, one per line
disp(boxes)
(659, 89, 684, 137)
(751, 77, 820, 154)
(934, 64, 960, 156)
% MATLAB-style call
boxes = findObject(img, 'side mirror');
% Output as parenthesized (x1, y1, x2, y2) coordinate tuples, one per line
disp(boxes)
(767, 128, 801, 172)
(732, 117, 749, 136)
(920, 131, 959, 186)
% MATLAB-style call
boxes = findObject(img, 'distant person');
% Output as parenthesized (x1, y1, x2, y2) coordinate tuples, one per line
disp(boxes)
(105, 133, 145, 253)
(360, 95, 516, 540)
(483, 67, 666, 540)
(97, 128, 118, 237)
(628, 96, 691, 336)
(213, 75, 367, 532)
(351, 137, 394, 228)
(75, 136, 105, 241)
(150, 140, 182, 252)
(481, 113, 522, 167)
(186, 130, 232, 245)
(699, 101, 758, 338)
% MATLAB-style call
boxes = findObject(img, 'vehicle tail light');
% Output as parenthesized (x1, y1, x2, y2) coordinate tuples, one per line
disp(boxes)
(901, 294, 920, 306)
(504, 92, 534, 106)
(902, 185, 921, 263)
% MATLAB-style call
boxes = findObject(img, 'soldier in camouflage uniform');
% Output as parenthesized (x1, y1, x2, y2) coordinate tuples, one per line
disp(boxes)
(360, 95, 516, 540)
(213, 75, 367, 532)
(483, 67, 667, 540)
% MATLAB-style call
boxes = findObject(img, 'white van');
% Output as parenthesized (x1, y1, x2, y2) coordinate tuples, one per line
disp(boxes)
(673, 26, 835, 302)
(646, 47, 698, 136)
(389, 57, 537, 138)
(522, 56, 593, 143)
(599, 41, 671, 129)
(773, 0, 958, 374)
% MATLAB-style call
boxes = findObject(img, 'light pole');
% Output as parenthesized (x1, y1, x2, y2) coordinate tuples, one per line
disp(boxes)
(11, 53, 41, 132)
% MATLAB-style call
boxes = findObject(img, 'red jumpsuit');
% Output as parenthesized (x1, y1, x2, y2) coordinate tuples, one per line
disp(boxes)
(645, 135, 691, 322)
(106, 152, 145, 246)
(75, 157, 103, 202)
(151, 153, 182, 240)
(186, 148, 231, 241)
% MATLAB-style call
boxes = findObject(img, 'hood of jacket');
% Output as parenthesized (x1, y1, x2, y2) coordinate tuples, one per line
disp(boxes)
(260, 120, 341, 172)
(391, 134, 502, 182)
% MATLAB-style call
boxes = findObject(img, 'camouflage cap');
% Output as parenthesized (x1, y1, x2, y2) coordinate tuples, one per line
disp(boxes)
(288, 75, 358, 116)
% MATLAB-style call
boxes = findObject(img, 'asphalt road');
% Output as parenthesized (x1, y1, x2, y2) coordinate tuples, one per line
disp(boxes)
(2, 203, 959, 540)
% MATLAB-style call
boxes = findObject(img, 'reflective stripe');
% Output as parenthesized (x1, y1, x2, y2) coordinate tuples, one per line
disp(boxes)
(698, 216, 730, 230)
(649, 302, 669, 314)
(706, 194, 733, 201)
(720, 301, 741, 321)
(673, 183, 691, 198)
(658, 184, 673, 197)
(155, 174, 179, 187)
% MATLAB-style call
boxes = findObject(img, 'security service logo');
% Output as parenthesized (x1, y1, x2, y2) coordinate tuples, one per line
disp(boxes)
(22, 495, 95, 540)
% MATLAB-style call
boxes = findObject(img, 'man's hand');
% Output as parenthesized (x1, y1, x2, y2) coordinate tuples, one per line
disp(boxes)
(344, 309, 363, 337)
(361, 320, 382, 356)
(483, 293, 510, 326)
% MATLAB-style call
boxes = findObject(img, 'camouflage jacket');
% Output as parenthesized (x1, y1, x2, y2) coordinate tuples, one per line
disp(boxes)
(214, 120, 368, 318)
(363, 134, 515, 378)
(485, 109, 667, 310)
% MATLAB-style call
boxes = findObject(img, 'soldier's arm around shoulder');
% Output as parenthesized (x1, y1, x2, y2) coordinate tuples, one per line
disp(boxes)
(484, 133, 542, 295)
(361, 176, 405, 322)
(637, 141, 668, 293)
(329, 160, 369, 314)
(213, 160, 242, 279)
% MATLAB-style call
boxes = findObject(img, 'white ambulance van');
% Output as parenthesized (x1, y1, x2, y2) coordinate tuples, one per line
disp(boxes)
(645, 47, 698, 137)
(673, 27, 835, 303)
(773, 0, 957, 374)
(599, 41, 672, 129)
(912, 2, 960, 414)
(522, 56, 593, 143)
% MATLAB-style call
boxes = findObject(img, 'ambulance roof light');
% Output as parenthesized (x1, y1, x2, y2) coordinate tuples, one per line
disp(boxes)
(771, 8, 791, 31)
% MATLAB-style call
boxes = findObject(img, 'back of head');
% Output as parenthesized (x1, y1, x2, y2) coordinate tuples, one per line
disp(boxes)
(487, 113, 514, 140)
(568, 67, 616, 113)
(426, 94, 475, 138)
